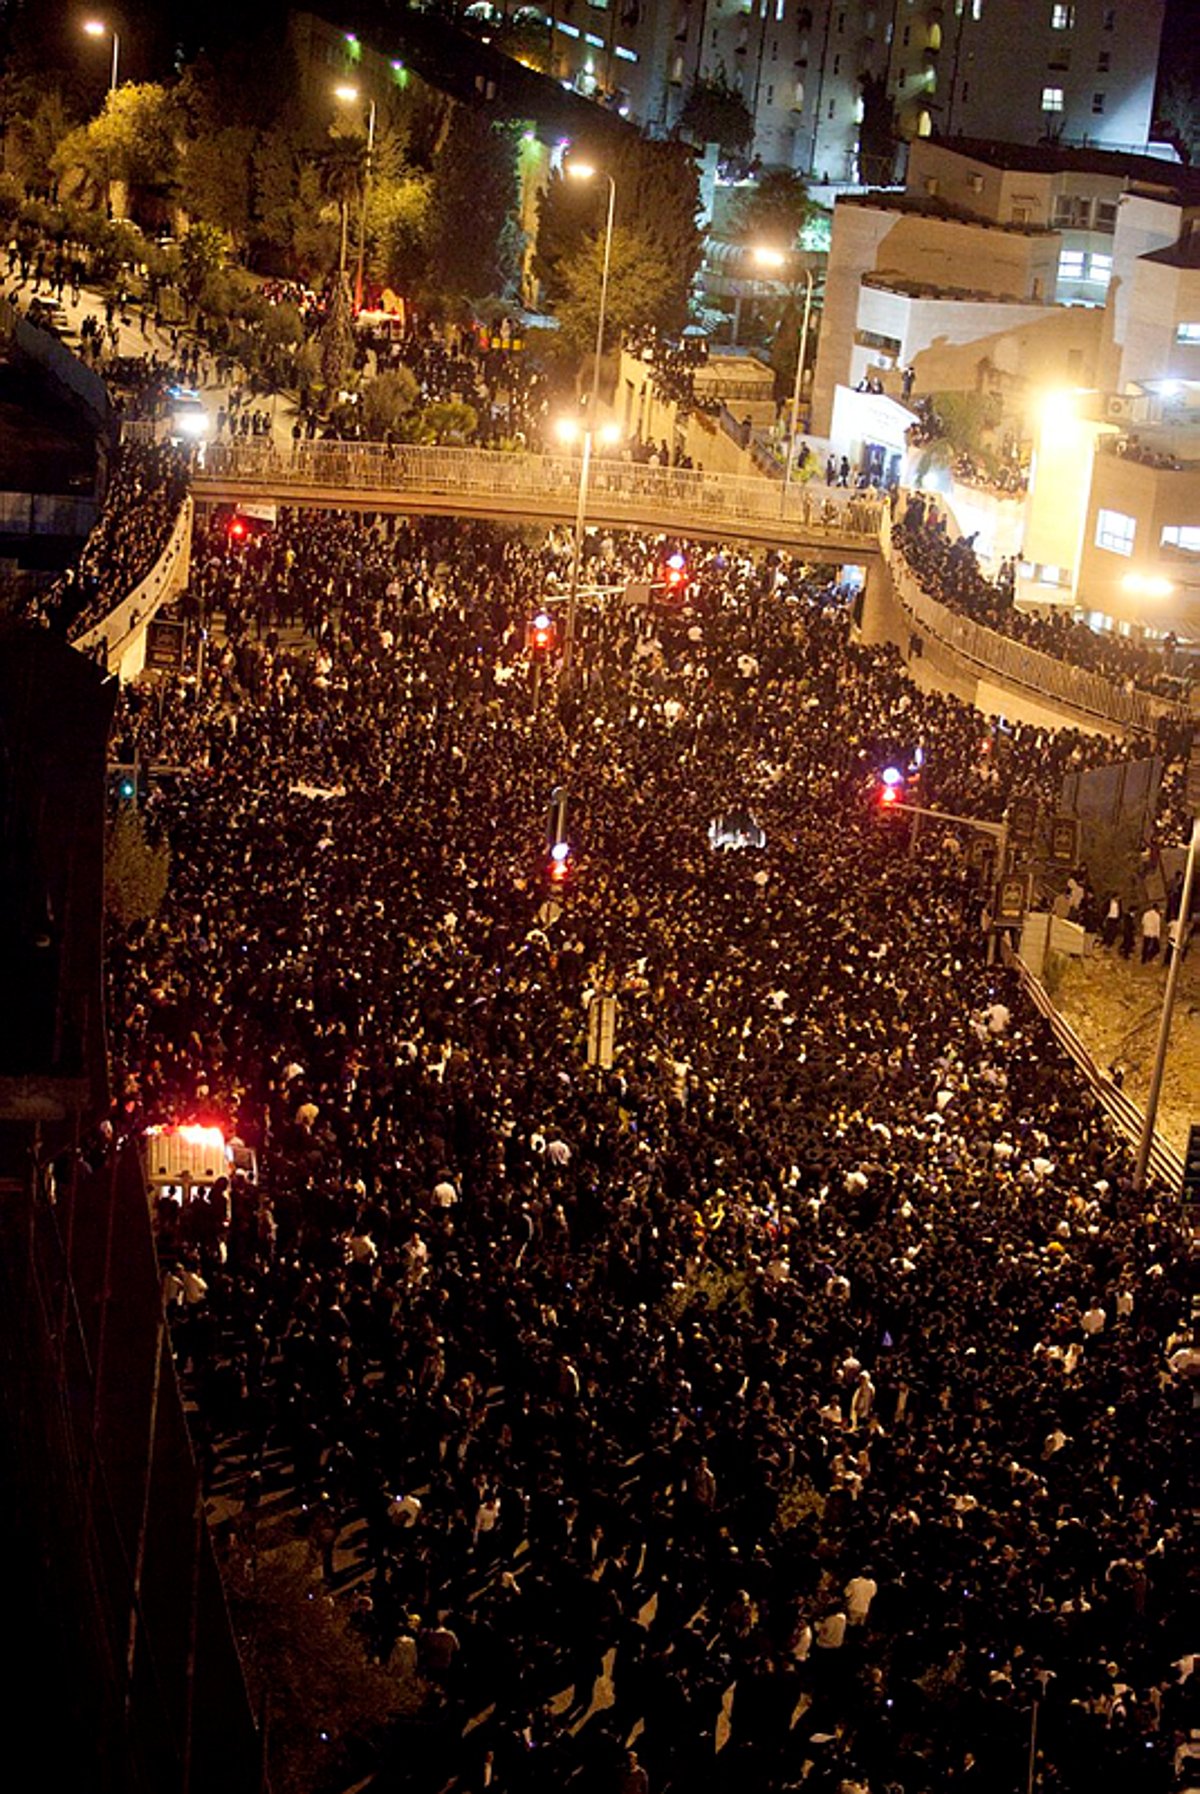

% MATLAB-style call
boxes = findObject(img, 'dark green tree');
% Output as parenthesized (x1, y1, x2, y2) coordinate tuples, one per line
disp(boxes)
(535, 133, 700, 335)
(361, 366, 420, 437)
(678, 73, 754, 156)
(555, 224, 685, 358)
(179, 127, 255, 246)
(105, 810, 170, 931)
(427, 106, 519, 299)
(319, 275, 355, 395)
(733, 169, 812, 254)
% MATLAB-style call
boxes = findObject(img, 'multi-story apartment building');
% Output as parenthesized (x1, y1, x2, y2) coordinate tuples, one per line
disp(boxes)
(807, 134, 1200, 637)
(493, 0, 1166, 180)
(927, 0, 1166, 156)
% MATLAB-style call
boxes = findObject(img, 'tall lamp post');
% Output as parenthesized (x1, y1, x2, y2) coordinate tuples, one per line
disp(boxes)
(83, 17, 121, 91)
(753, 245, 815, 516)
(334, 84, 377, 312)
(561, 159, 617, 684)
(1134, 808, 1199, 1188)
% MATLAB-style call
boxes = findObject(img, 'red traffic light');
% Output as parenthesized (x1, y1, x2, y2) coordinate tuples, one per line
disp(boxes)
(530, 610, 555, 653)
(878, 766, 905, 806)
(663, 551, 688, 594)
(548, 840, 572, 882)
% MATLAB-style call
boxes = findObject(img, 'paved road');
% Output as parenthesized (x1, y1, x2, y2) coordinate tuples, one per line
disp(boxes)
(6, 271, 299, 453)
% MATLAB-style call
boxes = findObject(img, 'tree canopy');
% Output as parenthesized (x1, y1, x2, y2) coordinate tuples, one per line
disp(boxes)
(732, 169, 813, 256)
(426, 106, 519, 301)
(535, 133, 701, 347)
(678, 74, 754, 157)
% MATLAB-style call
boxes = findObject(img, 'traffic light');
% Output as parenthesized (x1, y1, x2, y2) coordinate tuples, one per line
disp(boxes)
(662, 551, 688, 600)
(878, 766, 905, 806)
(529, 610, 556, 655)
(548, 839, 573, 883)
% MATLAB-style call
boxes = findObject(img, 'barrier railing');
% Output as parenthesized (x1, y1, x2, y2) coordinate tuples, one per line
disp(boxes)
(198, 439, 888, 544)
(71, 495, 193, 674)
(1002, 942, 1185, 1191)
(888, 553, 1179, 734)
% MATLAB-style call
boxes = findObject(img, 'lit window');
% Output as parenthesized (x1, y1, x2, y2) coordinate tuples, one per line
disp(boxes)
(971, 0, 982, 18)
(1087, 253, 1112, 281)
(1051, 3, 1074, 26)
(1058, 249, 1085, 279)
(1176, 322, 1200, 343)
(1095, 509, 1136, 556)
(1041, 86, 1064, 111)
(776, 0, 785, 18)
(1092, 91, 1105, 113)
(1161, 525, 1200, 553)
(614, 43, 638, 60)
(557, 19, 580, 34)
(584, 31, 604, 46)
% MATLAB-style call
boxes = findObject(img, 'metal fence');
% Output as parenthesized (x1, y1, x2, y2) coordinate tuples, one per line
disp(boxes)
(889, 555, 1177, 735)
(71, 496, 194, 669)
(198, 439, 888, 544)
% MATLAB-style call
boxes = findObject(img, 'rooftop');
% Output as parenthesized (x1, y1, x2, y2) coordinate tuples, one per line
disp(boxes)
(862, 271, 1048, 305)
(930, 135, 1200, 206)
(837, 189, 1053, 235)
(1140, 230, 1200, 270)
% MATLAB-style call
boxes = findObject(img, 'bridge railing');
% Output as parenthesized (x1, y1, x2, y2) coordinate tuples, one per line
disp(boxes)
(200, 439, 888, 542)
(888, 554, 1184, 734)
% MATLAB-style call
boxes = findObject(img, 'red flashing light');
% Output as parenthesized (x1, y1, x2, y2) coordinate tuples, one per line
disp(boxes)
(663, 551, 688, 594)
(880, 785, 899, 805)
(229, 516, 248, 540)
(548, 840, 572, 882)
(531, 610, 555, 653)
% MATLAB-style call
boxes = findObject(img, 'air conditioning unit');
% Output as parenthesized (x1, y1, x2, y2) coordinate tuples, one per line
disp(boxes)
(1105, 394, 1134, 421)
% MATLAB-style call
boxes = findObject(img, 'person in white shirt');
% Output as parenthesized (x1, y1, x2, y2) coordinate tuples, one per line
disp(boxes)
(845, 1573, 877, 1626)
(815, 1608, 847, 1650)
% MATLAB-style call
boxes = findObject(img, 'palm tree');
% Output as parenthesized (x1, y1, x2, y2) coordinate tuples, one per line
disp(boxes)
(317, 132, 367, 276)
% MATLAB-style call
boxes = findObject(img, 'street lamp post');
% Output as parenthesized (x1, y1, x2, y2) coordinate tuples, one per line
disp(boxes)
(753, 246, 815, 516)
(83, 18, 120, 91)
(334, 85, 377, 310)
(561, 162, 617, 685)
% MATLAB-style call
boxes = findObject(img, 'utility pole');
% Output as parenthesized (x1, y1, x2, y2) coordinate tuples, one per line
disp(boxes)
(1134, 810, 1199, 1189)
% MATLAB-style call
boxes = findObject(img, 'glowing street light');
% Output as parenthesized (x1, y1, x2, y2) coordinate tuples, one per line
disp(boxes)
(752, 243, 815, 515)
(83, 17, 120, 91)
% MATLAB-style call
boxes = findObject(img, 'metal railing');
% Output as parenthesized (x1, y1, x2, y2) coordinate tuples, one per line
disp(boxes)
(71, 496, 193, 672)
(888, 553, 1183, 734)
(197, 439, 889, 544)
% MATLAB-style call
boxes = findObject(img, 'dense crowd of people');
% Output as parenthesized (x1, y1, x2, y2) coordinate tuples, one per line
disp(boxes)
(39, 441, 190, 641)
(895, 497, 1195, 705)
(102, 511, 1194, 1794)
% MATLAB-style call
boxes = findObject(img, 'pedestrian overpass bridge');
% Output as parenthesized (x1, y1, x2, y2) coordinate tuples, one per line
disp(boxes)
(191, 440, 888, 562)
